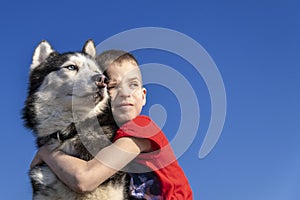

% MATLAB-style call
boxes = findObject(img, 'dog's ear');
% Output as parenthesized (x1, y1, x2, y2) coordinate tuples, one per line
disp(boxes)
(31, 40, 55, 71)
(83, 39, 96, 58)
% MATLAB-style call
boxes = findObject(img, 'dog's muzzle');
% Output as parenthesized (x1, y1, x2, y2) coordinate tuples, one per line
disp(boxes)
(93, 74, 108, 104)
(94, 74, 108, 88)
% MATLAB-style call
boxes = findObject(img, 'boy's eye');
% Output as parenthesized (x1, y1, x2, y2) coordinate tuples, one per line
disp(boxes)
(129, 82, 140, 88)
(107, 84, 116, 90)
(64, 65, 78, 71)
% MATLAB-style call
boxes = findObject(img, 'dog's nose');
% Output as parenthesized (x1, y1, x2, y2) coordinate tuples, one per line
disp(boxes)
(99, 75, 108, 85)
(95, 74, 108, 88)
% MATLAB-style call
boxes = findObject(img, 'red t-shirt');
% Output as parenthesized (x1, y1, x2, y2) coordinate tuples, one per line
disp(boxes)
(113, 115, 193, 200)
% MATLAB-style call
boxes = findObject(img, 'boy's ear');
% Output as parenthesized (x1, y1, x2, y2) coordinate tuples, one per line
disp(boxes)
(142, 87, 147, 106)
(83, 39, 96, 58)
(31, 40, 54, 71)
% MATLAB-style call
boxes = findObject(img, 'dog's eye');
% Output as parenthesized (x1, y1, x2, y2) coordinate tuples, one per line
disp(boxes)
(64, 65, 78, 71)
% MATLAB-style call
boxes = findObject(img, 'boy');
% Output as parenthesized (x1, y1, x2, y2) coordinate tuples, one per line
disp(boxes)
(31, 50, 193, 199)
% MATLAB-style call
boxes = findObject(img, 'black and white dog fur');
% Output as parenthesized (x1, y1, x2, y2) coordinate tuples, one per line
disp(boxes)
(23, 40, 128, 199)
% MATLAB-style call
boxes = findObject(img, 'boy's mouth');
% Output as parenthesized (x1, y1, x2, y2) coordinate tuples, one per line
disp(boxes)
(117, 103, 134, 107)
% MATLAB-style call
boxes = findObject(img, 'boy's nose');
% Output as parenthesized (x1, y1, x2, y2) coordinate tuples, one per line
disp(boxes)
(118, 85, 131, 97)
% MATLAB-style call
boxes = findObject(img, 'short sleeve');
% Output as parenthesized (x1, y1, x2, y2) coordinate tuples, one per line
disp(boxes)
(113, 116, 167, 152)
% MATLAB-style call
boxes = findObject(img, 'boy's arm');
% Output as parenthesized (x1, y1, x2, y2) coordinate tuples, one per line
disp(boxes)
(30, 137, 151, 193)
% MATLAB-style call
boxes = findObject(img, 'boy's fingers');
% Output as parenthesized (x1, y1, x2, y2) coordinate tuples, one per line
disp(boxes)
(30, 153, 42, 169)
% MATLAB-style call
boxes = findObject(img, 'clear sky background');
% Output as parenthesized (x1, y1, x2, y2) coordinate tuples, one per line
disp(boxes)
(1, 0, 299, 199)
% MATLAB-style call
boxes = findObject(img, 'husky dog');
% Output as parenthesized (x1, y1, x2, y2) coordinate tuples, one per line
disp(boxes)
(23, 40, 128, 199)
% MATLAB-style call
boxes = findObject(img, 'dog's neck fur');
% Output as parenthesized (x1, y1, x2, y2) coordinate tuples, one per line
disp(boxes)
(35, 100, 73, 137)
(34, 93, 109, 138)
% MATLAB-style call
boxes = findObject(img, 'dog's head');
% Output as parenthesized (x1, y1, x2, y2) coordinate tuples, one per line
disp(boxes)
(23, 40, 109, 137)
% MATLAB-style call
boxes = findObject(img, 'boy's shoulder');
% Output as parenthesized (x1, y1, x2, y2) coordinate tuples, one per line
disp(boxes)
(118, 115, 163, 138)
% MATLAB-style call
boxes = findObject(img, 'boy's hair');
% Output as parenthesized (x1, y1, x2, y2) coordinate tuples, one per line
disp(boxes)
(96, 50, 138, 72)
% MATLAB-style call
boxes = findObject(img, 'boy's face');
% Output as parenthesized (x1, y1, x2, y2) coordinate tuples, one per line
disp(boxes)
(106, 60, 146, 125)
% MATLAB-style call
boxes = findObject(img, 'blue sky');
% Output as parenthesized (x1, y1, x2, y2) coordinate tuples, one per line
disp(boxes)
(1, 0, 300, 199)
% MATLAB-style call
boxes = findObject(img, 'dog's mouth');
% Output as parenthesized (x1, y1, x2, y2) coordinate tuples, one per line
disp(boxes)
(93, 91, 103, 105)
(67, 90, 105, 105)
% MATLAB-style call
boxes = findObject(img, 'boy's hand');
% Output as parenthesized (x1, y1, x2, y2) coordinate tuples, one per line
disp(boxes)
(30, 139, 60, 169)
(30, 149, 43, 169)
